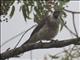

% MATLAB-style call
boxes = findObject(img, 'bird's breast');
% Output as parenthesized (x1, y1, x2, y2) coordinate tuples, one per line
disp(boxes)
(37, 24, 59, 40)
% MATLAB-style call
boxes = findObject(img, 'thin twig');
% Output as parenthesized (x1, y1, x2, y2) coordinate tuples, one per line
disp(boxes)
(64, 25, 77, 37)
(64, 9, 80, 14)
(72, 13, 78, 37)
(70, 12, 80, 57)
(1, 31, 25, 47)
(14, 24, 37, 48)
(59, 17, 77, 37)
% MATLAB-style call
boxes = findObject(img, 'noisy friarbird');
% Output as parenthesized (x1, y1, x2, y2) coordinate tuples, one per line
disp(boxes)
(21, 11, 61, 46)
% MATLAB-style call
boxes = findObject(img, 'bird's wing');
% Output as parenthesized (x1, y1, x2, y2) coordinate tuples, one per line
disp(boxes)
(21, 15, 49, 46)
(30, 18, 46, 38)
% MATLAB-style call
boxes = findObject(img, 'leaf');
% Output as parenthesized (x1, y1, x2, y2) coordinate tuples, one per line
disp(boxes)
(26, 6, 31, 19)
(49, 54, 59, 59)
(28, 0, 34, 6)
(62, 11, 67, 17)
(10, 6, 15, 18)
(22, 5, 31, 21)
(19, 6, 22, 11)
(26, 5, 30, 15)
(26, 14, 31, 19)
(60, 17, 66, 31)
(34, 7, 39, 15)
(24, 1, 30, 15)
(34, 14, 40, 24)
(29, 6, 33, 13)
(22, 5, 27, 21)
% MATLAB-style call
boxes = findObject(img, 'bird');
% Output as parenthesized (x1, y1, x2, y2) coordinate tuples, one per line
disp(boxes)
(21, 11, 61, 46)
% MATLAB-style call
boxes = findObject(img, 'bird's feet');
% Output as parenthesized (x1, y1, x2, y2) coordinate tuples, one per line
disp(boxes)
(39, 40, 43, 47)
(50, 39, 54, 43)
(50, 39, 58, 43)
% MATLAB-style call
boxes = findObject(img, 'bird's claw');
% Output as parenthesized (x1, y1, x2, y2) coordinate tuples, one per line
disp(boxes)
(39, 40, 43, 47)
(50, 39, 54, 43)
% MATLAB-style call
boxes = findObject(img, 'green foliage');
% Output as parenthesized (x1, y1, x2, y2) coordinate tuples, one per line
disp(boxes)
(10, 6, 15, 18)
(22, 5, 27, 21)
(0, 0, 15, 15)
(1, 0, 70, 29)
(59, 0, 70, 6)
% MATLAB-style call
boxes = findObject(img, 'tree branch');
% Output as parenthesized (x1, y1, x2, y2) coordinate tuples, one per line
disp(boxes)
(0, 37, 80, 60)
(64, 9, 80, 14)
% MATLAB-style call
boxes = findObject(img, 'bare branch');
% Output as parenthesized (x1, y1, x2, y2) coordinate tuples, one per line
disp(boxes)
(72, 13, 79, 38)
(64, 9, 80, 14)
(14, 24, 37, 48)
(0, 37, 80, 60)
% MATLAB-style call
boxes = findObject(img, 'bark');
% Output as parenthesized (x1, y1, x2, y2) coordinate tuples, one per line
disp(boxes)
(0, 37, 80, 60)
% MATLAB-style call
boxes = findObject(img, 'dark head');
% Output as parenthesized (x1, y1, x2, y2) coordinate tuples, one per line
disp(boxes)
(53, 11, 61, 19)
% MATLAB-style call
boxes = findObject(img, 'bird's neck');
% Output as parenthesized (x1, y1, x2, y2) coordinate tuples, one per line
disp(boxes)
(45, 15, 59, 28)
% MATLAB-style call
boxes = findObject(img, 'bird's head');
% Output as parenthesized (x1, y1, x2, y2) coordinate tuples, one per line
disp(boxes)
(48, 10, 62, 25)
(53, 11, 61, 19)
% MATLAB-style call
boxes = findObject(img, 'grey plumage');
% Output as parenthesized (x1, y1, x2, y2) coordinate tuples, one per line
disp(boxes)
(21, 11, 60, 46)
